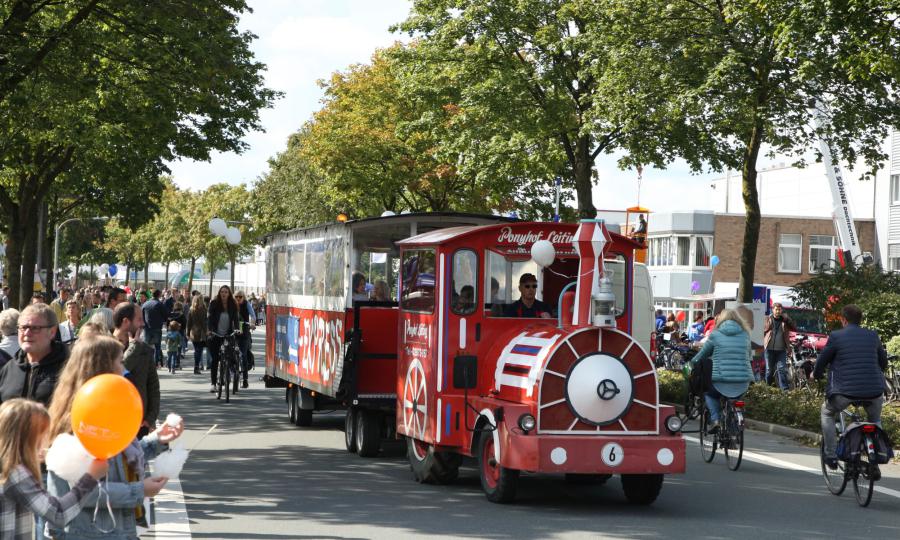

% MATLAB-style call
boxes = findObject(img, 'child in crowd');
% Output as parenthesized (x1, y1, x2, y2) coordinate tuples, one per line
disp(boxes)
(166, 321, 183, 374)
(0, 399, 108, 539)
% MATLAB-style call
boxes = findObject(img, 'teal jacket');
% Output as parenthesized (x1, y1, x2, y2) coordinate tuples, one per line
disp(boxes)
(692, 319, 753, 396)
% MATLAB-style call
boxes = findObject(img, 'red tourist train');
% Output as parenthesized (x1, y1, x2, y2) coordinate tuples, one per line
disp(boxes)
(263, 213, 685, 504)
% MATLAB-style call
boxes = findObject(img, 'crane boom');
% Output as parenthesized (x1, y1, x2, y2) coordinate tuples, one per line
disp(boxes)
(813, 106, 863, 266)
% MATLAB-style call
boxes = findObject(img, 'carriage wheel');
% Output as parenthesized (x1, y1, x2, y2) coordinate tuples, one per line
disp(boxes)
(355, 409, 381, 457)
(407, 437, 461, 484)
(403, 360, 427, 440)
(287, 387, 297, 424)
(345, 407, 357, 453)
(478, 431, 518, 503)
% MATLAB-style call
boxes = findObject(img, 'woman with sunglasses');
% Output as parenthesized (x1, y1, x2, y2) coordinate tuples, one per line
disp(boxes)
(205, 286, 240, 393)
(234, 291, 255, 389)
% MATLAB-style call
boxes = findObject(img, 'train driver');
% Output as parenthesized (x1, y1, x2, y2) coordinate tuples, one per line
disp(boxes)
(503, 273, 551, 318)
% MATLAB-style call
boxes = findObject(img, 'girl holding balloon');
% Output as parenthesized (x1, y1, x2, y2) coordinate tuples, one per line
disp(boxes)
(45, 335, 183, 540)
(0, 399, 109, 539)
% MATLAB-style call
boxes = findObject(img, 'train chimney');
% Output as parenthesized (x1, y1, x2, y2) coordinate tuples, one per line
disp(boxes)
(571, 219, 612, 327)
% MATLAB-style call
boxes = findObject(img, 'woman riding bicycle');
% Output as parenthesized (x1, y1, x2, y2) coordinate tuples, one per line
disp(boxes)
(690, 309, 754, 430)
(206, 285, 240, 393)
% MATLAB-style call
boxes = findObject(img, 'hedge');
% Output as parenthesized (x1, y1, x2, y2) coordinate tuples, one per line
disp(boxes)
(656, 369, 900, 447)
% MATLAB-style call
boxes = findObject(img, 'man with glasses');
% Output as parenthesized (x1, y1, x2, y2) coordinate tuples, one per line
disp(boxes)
(503, 273, 551, 318)
(0, 304, 68, 406)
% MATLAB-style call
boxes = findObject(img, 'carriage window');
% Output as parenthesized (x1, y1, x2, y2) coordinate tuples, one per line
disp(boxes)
(273, 247, 289, 294)
(604, 255, 628, 317)
(451, 250, 477, 315)
(305, 240, 325, 296)
(401, 249, 436, 313)
(325, 237, 345, 296)
(484, 250, 540, 316)
(288, 244, 305, 295)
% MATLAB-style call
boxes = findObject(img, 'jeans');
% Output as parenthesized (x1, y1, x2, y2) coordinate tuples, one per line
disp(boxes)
(167, 351, 179, 371)
(192, 341, 205, 371)
(238, 336, 250, 381)
(765, 348, 789, 390)
(144, 328, 163, 366)
(821, 394, 884, 459)
(208, 336, 223, 386)
(704, 387, 724, 422)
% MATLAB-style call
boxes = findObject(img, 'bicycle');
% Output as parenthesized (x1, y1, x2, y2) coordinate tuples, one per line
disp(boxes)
(699, 396, 745, 471)
(820, 402, 886, 507)
(883, 355, 899, 402)
(212, 331, 241, 403)
(786, 335, 817, 396)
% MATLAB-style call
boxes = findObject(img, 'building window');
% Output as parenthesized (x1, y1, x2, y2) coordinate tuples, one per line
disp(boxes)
(809, 235, 838, 273)
(675, 236, 691, 266)
(694, 236, 713, 267)
(648, 237, 673, 267)
(778, 233, 802, 273)
(890, 257, 900, 272)
(891, 174, 900, 205)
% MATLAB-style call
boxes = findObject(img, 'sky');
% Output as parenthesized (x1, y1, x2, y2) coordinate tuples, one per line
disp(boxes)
(166, 0, 776, 215)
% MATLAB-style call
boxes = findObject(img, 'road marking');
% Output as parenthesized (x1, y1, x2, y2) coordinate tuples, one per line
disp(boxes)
(684, 435, 900, 500)
(147, 477, 192, 539)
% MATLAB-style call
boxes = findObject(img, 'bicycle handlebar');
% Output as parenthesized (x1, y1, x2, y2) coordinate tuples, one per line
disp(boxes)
(209, 331, 239, 338)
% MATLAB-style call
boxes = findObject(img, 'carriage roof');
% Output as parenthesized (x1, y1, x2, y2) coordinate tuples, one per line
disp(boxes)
(396, 220, 642, 249)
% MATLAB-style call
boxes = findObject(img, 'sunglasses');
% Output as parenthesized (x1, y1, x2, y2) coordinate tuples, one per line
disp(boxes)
(522, 284, 538, 289)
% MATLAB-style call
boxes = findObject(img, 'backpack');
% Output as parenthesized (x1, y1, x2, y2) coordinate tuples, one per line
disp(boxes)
(688, 355, 712, 397)
(836, 423, 895, 464)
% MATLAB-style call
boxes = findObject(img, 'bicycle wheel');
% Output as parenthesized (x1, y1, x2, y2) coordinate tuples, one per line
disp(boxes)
(820, 440, 847, 495)
(852, 440, 875, 507)
(224, 354, 231, 403)
(723, 405, 744, 471)
(699, 405, 716, 463)
(216, 353, 224, 400)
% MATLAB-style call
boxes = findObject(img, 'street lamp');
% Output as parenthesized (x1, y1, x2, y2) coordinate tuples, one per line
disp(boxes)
(52, 216, 109, 293)
(208, 218, 248, 290)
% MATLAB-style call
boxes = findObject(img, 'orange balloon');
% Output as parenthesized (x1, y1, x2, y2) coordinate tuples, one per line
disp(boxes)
(71, 374, 143, 459)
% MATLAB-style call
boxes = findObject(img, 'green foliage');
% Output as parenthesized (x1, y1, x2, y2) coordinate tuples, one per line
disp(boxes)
(791, 263, 900, 329)
(886, 336, 900, 359)
(857, 293, 900, 343)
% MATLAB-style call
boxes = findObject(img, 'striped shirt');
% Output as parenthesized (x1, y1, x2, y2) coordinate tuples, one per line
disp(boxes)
(1, 465, 98, 539)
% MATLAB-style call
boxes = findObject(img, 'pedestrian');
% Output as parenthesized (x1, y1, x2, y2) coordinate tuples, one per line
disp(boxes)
(257, 294, 266, 325)
(48, 289, 70, 325)
(165, 321, 183, 374)
(46, 335, 181, 540)
(141, 289, 167, 368)
(113, 303, 159, 439)
(57, 301, 81, 347)
(187, 295, 207, 374)
(654, 309, 666, 331)
(0, 309, 20, 366)
(235, 291, 255, 388)
(0, 286, 10, 310)
(86, 307, 114, 334)
(206, 286, 240, 393)
(0, 398, 108, 540)
(0, 304, 67, 407)
(31, 293, 46, 305)
(764, 302, 796, 390)
(664, 312, 680, 333)
(166, 302, 187, 369)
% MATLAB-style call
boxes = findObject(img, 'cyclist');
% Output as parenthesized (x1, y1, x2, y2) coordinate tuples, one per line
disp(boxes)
(690, 309, 754, 431)
(813, 304, 887, 470)
(206, 285, 240, 393)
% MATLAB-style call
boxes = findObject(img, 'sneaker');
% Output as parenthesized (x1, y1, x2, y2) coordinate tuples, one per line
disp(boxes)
(708, 420, 721, 433)
(242, 379, 249, 389)
(194, 369, 201, 374)
(825, 457, 838, 470)
(209, 384, 217, 393)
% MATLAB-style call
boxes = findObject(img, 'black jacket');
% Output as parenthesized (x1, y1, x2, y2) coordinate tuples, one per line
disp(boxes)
(142, 299, 168, 331)
(0, 341, 68, 406)
(207, 299, 240, 337)
(813, 324, 887, 399)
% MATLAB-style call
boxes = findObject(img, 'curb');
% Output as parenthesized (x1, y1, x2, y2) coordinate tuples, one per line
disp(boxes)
(665, 401, 822, 443)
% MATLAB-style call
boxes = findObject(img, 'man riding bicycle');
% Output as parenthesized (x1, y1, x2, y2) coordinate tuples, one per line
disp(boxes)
(813, 304, 887, 470)
(690, 309, 754, 431)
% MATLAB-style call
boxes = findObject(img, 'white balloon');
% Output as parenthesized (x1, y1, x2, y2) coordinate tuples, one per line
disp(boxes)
(531, 240, 556, 268)
(99, 263, 109, 274)
(225, 226, 241, 245)
(208, 218, 227, 237)
(46, 434, 94, 484)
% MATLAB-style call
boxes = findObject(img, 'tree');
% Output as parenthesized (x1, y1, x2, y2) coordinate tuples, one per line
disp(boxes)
(0, 0, 278, 308)
(596, 0, 900, 301)
(393, 1, 624, 219)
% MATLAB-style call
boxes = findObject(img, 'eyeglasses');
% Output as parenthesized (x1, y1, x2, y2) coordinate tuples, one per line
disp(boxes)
(522, 284, 538, 289)
(18, 325, 53, 332)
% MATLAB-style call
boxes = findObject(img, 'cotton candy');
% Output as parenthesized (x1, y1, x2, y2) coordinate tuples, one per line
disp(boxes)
(165, 413, 183, 428)
(45, 434, 95, 484)
(153, 442, 189, 479)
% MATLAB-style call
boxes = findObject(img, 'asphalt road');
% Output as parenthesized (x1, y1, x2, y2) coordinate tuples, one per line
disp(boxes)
(152, 328, 900, 540)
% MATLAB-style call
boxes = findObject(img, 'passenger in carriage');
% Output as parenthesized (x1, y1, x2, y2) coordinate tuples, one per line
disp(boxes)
(351, 272, 369, 302)
(503, 273, 551, 319)
(372, 280, 390, 302)
(453, 285, 475, 314)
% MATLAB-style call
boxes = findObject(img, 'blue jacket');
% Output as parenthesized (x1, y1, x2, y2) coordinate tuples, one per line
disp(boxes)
(692, 320, 753, 396)
(141, 299, 167, 331)
(813, 324, 887, 399)
(655, 315, 666, 331)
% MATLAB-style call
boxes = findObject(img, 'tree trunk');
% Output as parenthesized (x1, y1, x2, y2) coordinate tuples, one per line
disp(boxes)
(89, 261, 94, 287)
(573, 134, 597, 219)
(20, 220, 38, 304)
(187, 257, 196, 293)
(737, 117, 765, 303)
(143, 244, 151, 289)
(74, 260, 80, 288)
(208, 266, 214, 298)
(5, 231, 23, 310)
(164, 261, 170, 289)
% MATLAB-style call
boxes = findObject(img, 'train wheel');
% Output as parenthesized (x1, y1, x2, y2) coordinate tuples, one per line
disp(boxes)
(478, 431, 518, 503)
(356, 409, 381, 457)
(621, 474, 664, 505)
(407, 437, 461, 484)
(345, 408, 358, 453)
(295, 408, 313, 427)
(287, 388, 297, 424)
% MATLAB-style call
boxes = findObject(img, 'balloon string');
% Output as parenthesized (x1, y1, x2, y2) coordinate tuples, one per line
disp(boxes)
(92, 476, 116, 533)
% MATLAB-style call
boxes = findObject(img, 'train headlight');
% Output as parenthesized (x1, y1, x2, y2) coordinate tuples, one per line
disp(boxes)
(518, 414, 536, 433)
(665, 415, 683, 434)
(591, 273, 616, 327)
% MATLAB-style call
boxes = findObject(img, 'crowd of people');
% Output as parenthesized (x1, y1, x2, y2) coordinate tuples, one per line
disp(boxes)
(0, 282, 268, 539)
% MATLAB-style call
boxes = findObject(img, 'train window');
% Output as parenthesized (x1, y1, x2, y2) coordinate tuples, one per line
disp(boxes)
(288, 244, 305, 295)
(401, 249, 436, 313)
(325, 237, 345, 296)
(451, 250, 477, 316)
(305, 240, 325, 296)
(484, 250, 540, 317)
(604, 255, 628, 317)
(273, 248, 289, 294)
